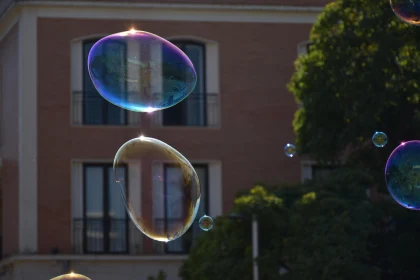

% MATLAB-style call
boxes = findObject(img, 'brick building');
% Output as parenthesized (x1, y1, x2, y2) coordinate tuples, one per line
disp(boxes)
(0, 0, 327, 279)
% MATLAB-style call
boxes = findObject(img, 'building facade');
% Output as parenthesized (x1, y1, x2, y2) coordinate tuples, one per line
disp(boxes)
(0, 0, 327, 279)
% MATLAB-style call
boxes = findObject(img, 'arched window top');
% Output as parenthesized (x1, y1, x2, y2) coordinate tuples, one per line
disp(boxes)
(165, 35, 218, 46)
(71, 34, 110, 43)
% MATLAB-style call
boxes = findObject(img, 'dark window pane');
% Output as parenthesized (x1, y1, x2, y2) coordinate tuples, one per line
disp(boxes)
(82, 40, 127, 125)
(85, 166, 104, 253)
(162, 42, 206, 126)
(165, 164, 208, 253)
(107, 167, 127, 252)
(83, 164, 128, 254)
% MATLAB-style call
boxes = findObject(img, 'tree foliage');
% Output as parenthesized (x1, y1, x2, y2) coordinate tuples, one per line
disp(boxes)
(288, 0, 420, 167)
(180, 169, 385, 280)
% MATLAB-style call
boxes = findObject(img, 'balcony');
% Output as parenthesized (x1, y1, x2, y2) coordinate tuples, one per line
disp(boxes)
(150, 92, 221, 128)
(72, 91, 220, 128)
(72, 218, 203, 255)
(72, 91, 140, 126)
(72, 218, 143, 255)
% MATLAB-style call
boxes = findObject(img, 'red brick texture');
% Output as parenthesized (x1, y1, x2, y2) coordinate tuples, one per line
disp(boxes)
(37, 18, 311, 253)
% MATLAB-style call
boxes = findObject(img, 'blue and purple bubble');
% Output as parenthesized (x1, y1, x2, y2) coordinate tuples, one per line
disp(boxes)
(88, 29, 197, 112)
(385, 140, 420, 210)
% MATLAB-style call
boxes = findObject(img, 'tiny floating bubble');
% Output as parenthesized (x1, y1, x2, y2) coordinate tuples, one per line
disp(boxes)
(284, 143, 296, 157)
(372, 131, 388, 148)
(199, 215, 214, 231)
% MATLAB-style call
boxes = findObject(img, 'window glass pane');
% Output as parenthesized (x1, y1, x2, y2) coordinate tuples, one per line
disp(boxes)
(83, 41, 104, 125)
(162, 42, 206, 126)
(107, 167, 127, 252)
(82, 41, 126, 125)
(85, 166, 104, 252)
(190, 166, 207, 243)
(165, 166, 185, 253)
(184, 44, 205, 126)
(165, 165, 208, 253)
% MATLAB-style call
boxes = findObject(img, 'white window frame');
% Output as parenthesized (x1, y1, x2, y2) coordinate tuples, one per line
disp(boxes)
(70, 35, 140, 126)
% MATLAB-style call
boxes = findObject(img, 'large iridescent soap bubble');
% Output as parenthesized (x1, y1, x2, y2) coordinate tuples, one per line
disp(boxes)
(51, 273, 91, 280)
(390, 0, 420, 25)
(114, 136, 201, 242)
(88, 30, 197, 112)
(385, 140, 420, 210)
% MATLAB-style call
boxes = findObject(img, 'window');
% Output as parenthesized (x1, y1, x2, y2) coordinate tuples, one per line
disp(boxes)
(312, 165, 336, 180)
(297, 41, 312, 56)
(162, 42, 207, 126)
(81, 39, 127, 125)
(161, 164, 208, 254)
(83, 164, 128, 253)
(301, 161, 337, 182)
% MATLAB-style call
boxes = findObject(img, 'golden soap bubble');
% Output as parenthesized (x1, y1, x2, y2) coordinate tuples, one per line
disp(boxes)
(50, 272, 91, 280)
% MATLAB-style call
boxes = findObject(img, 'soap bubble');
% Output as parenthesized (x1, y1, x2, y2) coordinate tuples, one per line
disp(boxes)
(385, 140, 420, 210)
(372, 131, 388, 148)
(284, 143, 296, 157)
(390, 0, 420, 25)
(198, 215, 214, 231)
(50, 273, 91, 280)
(114, 136, 200, 242)
(88, 30, 197, 112)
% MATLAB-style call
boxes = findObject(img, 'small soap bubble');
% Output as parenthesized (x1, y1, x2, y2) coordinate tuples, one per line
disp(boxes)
(390, 0, 420, 25)
(198, 215, 214, 231)
(114, 136, 201, 242)
(88, 29, 197, 112)
(372, 131, 388, 147)
(284, 143, 296, 157)
(50, 273, 91, 280)
(385, 140, 420, 210)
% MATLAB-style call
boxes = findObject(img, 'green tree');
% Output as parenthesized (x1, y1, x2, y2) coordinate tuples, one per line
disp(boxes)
(288, 0, 420, 171)
(283, 169, 381, 280)
(179, 185, 287, 280)
(180, 170, 381, 280)
(148, 270, 166, 280)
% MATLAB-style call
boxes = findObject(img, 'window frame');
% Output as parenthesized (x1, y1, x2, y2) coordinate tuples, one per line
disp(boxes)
(162, 163, 209, 254)
(82, 163, 129, 254)
(81, 39, 128, 126)
(162, 40, 207, 127)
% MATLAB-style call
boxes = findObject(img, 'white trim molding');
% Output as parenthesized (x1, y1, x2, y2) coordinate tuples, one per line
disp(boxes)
(297, 40, 311, 56)
(18, 7, 38, 254)
(300, 160, 317, 182)
(14, 2, 322, 24)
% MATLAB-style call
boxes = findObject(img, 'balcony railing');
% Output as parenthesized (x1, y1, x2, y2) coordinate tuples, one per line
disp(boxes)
(72, 218, 142, 255)
(151, 93, 220, 128)
(72, 91, 220, 127)
(72, 217, 204, 255)
(72, 91, 140, 126)
(152, 217, 204, 254)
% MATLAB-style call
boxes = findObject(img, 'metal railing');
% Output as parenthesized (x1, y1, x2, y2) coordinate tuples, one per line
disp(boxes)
(72, 91, 140, 126)
(72, 218, 142, 255)
(152, 217, 204, 254)
(72, 91, 220, 127)
(151, 92, 220, 128)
